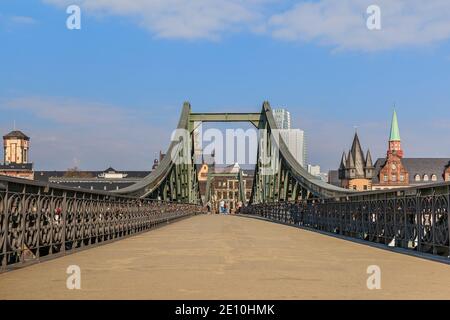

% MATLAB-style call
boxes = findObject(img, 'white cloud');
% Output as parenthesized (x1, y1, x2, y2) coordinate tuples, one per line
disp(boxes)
(3, 96, 133, 125)
(41, 0, 450, 50)
(9, 16, 37, 25)
(269, 0, 450, 51)
(43, 0, 267, 40)
(0, 14, 37, 29)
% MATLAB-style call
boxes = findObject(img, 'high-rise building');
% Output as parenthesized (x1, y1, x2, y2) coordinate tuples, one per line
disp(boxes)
(280, 129, 307, 168)
(273, 109, 291, 129)
(273, 108, 307, 167)
(193, 121, 203, 164)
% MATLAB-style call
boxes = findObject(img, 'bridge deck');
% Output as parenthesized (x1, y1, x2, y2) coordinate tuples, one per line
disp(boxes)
(0, 214, 449, 299)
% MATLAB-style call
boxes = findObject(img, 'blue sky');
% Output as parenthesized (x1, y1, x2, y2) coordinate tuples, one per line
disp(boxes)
(1, 0, 450, 171)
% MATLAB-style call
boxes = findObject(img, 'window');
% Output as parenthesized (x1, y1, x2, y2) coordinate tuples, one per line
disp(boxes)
(363, 185, 368, 190)
(392, 175, 397, 182)
(447, 173, 450, 181)
(423, 174, 429, 182)
(415, 174, 421, 182)
(400, 175, 404, 182)
(431, 174, 437, 181)
(383, 175, 388, 182)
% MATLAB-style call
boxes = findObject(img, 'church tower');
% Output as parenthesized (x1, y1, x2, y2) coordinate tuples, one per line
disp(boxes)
(388, 110, 403, 158)
(378, 110, 409, 187)
(338, 132, 374, 191)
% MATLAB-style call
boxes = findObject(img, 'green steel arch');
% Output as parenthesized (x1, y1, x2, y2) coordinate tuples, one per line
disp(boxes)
(115, 101, 354, 203)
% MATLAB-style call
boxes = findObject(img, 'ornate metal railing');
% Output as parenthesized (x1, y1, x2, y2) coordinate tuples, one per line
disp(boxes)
(245, 184, 450, 258)
(0, 176, 205, 271)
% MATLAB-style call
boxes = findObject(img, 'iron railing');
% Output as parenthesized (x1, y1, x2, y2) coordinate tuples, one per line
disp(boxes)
(245, 184, 450, 258)
(0, 176, 205, 271)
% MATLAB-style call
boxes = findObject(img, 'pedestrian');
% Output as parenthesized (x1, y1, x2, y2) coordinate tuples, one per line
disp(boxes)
(219, 200, 225, 214)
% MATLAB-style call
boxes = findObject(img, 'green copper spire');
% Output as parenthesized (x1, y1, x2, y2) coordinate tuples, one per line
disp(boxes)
(389, 110, 401, 141)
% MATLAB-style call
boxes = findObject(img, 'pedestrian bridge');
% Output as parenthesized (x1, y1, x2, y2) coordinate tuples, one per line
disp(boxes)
(1, 214, 449, 300)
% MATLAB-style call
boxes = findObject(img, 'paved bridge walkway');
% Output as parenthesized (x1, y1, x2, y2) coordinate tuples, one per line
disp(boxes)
(1, 214, 449, 299)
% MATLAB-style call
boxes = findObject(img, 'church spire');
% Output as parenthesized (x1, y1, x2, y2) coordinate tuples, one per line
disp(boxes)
(339, 152, 347, 169)
(387, 109, 404, 158)
(389, 109, 401, 141)
(365, 150, 373, 168)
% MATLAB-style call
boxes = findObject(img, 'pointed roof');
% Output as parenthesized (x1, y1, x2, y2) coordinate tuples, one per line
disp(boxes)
(389, 110, 401, 141)
(347, 150, 355, 168)
(366, 150, 373, 168)
(339, 152, 347, 169)
(350, 132, 365, 171)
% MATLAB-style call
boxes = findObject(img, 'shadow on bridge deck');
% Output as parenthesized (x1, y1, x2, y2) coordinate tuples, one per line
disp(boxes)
(0, 214, 449, 300)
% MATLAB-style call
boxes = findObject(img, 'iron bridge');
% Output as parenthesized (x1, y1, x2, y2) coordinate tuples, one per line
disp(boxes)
(1, 101, 449, 271)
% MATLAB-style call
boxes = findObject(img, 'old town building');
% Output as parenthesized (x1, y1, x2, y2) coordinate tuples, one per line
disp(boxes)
(373, 110, 409, 189)
(0, 130, 34, 180)
(331, 110, 450, 190)
(209, 163, 254, 214)
(338, 132, 374, 191)
(372, 110, 450, 190)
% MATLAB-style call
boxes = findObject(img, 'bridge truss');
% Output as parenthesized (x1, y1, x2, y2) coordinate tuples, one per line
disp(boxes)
(115, 100, 449, 258)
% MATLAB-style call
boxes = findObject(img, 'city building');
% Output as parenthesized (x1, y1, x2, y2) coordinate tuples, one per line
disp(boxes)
(372, 110, 450, 190)
(209, 163, 254, 214)
(307, 164, 321, 176)
(273, 108, 307, 167)
(337, 132, 374, 191)
(280, 129, 307, 168)
(307, 164, 328, 182)
(273, 108, 291, 129)
(330, 110, 450, 190)
(0, 130, 34, 180)
(193, 121, 203, 164)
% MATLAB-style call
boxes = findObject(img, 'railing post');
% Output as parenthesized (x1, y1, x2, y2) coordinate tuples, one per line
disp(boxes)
(1, 185, 8, 270)
(383, 196, 387, 245)
(447, 191, 450, 256)
(36, 187, 41, 260)
(62, 190, 67, 254)
(403, 195, 408, 249)
(49, 189, 54, 255)
(20, 184, 26, 264)
(432, 190, 437, 255)
(417, 194, 422, 253)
